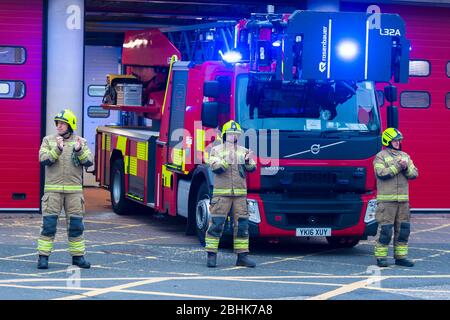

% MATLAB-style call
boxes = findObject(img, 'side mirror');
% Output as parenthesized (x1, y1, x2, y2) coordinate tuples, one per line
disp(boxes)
(203, 81, 220, 98)
(384, 85, 398, 103)
(201, 101, 219, 128)
(387, 105, 399, 129)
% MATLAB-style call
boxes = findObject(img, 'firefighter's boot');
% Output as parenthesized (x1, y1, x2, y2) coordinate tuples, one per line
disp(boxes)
(207, 252, 217, 268)
(395, 258, 414, 267)
(37, 255, 49, 269)
(236, 253, 256, 268)
(72, 256, 91, 269)
(376, 258, 389, 268)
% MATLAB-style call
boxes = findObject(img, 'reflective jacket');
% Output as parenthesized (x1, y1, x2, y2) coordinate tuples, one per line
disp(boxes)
(373, 148, 418, 202)
(39, 134, 93, 193)
(208, 142, 256, 197)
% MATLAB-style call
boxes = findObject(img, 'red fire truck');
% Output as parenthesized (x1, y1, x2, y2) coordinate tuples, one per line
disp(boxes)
(96, 10, 410, 247)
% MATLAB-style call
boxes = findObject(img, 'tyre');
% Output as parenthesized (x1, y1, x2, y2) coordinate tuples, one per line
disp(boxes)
(110, 159, 134, 215)
(326, 236, 361, 248)
(194, 182, 211, 246)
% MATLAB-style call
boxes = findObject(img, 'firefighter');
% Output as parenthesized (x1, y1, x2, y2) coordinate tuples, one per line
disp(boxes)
(373, 128, 418, 268)
(205, 120, 257, 268)
(37, 109, 93, 269)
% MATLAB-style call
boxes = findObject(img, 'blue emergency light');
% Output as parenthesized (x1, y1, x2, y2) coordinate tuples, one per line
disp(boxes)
(219, 50, 242, 63)
(336, 40, 359, 61)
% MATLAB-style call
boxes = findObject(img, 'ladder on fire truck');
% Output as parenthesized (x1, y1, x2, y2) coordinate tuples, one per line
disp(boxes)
(160, 21, 237, 62)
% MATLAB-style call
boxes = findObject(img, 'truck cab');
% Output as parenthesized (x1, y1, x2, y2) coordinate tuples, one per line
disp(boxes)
(96, 10, 410, 248)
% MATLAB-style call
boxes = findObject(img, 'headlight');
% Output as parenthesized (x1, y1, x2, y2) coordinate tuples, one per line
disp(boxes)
(247, 199, 261, 224)
(364, 199, 377, 223)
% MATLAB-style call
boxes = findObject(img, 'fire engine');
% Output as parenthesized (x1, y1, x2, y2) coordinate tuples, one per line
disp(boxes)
(95, 10, 410, 247)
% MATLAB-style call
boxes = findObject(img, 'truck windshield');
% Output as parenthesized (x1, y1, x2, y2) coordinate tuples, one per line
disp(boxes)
(235, 75, 381, 133)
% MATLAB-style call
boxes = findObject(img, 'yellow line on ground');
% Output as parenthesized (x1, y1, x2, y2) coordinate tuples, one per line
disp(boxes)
(54, 278, 170, 300)
(218, 278, 341, 287)
(412, 223, 450, 235)
(220, 266, 246, 271)
(259, 256, 306, 266)
(306, 277, 389, 300)
(84, 224, 148, 233)
(82, 220, 131, 225)
(366, 286, 450, 294)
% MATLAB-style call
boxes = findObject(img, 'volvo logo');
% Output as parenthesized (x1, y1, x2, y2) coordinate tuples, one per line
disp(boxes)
(284, 141, 347, 158)
(310, 144, 321, 155)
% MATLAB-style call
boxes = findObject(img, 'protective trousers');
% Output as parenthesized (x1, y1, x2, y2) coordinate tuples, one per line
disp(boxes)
(37, 192, 86, 257)
(205, 196, 249, 254)
(374, 201, 411, 259)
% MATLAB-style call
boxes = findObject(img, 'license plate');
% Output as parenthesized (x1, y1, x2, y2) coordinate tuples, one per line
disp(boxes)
(296, 228, 331, 237)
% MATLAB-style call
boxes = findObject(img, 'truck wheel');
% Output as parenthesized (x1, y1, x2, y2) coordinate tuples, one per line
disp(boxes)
(110, 159, 133, 215)
(326, 236, 360, 248)
(194, 182, 211, 246)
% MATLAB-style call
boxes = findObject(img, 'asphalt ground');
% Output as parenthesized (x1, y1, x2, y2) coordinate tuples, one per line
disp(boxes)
(0, 187, 449, 301)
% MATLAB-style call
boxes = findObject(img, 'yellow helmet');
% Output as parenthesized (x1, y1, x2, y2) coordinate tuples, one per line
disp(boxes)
(221, 120, 242, 139)
(382, 127, 403, 147)
(54, 109, 77, 131)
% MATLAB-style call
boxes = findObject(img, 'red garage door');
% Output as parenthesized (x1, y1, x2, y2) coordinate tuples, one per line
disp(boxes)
(0, 0, 44, 210)
(343, 3, 450, 210)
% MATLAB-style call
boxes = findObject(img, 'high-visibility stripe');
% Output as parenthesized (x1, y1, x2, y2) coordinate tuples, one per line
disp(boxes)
(124, 156, 129, 174)
(375, 164, 385, 169)
(384, 156, 394, 162)
(102, 134, 106, 150)
(221, 160, 229, 169)
(78, 150, 90, 161)
(172, 148, 183, 166)
(137, 142, 148, 161)
(389, 165, 398, 175)
(213, 188, 232, 193)
(49, 149, 59, 160)
(127, 193, 143, 201)
(377, 194, 409, 201)
(161, 54, 178, 115)
(129, 156, 137, 176)
(106, 134, 111, 152)
(44, 185, 82, 192)
(196, 129, 205, 152)
(374, 245, 389, 257)
(116, 136, 127, 155)
(213, 188, 247, 195)
(234, 239, 249, 249)
(394, 245, 408, 257)
(69, 240, 85, 254)
(37, 239, 53, 253)
(233, 189, 247, 195)
(205, 236, 220, 250)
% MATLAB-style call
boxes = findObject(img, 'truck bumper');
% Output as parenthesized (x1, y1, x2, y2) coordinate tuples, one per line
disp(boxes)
(245, 193, 375, 238)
